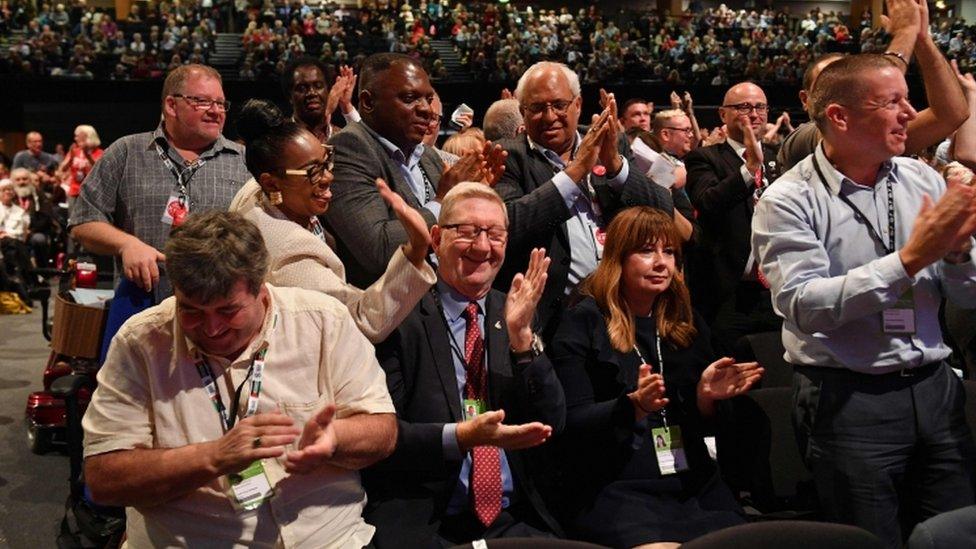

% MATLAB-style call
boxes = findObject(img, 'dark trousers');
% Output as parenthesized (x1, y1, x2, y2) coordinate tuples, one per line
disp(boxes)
(435, 503, 555, 547)
(710, 281, 782, 356)
(793, 362, 976, 548)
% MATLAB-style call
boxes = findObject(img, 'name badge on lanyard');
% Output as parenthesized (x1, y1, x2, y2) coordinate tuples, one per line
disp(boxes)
(156, 142, 206, 227)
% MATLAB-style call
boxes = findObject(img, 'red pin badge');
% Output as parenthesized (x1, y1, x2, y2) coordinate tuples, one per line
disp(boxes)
(592, 165, 607, 177)
(168, 201, 188, 227)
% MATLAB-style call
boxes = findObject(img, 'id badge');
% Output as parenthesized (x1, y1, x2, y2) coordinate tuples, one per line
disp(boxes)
(224, 460, 273, 512)
(161, 194, 188, 227)
(590, 225, 606, 260)
(652, 426, 689, 475)
(463, 398, 486, 421)
(883, 286, 916, 334)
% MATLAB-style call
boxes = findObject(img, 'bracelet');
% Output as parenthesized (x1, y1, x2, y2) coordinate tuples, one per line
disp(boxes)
(884, 50, 909, 69)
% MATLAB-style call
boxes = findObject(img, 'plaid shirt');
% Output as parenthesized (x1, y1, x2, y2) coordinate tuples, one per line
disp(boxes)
(69, 123, 250, 301)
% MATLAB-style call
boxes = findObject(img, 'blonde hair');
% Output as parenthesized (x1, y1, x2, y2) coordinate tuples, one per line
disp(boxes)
(442, 129, 486, 157)
(438, 182, 507, 226)
(74, 124, 101, 148)
(582, 207, 695, 352)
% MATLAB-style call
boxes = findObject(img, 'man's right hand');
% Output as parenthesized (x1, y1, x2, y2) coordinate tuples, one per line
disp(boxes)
(209, 412, 301, 476)
(739, 118, 764, 174)
(455, 409, 552, 452)
(120, 237, 167, 292)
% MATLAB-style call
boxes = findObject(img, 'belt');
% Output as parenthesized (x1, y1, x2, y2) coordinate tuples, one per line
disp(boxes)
(792, 361, 943, 385)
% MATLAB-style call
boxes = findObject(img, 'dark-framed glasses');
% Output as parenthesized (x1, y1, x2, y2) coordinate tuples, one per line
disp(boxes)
(171, 94, 231, 112)
(721, 102, 768, 115)
(284, 145, 335, 185)
(662, 126, 694, 135)
(442, 223, 508, 244)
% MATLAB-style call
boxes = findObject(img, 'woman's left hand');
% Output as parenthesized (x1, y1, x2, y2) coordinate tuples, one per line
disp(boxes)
(377, 177, 431, 267)
(697, 357, 763, 402)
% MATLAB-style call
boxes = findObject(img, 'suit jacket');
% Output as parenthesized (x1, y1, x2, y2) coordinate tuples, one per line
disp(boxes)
(494, 134, 674, 340)
(684, 142, 780, 318)
(364, 288, 566, 545)
(325, 121, 446, 288)
(233, 182, 436, 343)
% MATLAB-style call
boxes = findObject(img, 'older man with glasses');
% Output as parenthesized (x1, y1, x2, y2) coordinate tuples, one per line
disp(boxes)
(493, 61, 674, 341)
(684, 81, 783, 355)
(70, 64, 251, 303)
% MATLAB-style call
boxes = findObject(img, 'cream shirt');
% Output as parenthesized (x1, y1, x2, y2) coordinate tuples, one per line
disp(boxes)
(0, 202, 28, 239)
(83, 284, 395, 548)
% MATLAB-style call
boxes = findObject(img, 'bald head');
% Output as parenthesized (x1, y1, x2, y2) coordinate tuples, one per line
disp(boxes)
(720, 82, 768, 142)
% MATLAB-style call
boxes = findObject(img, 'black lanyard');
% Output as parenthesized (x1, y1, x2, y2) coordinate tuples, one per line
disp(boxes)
(812, 154, 896, 255)
(429, 287, 488, 395)
(418, 163, 434, 203)
(195, 348, 266, 432)
(154, 142, 208, 209)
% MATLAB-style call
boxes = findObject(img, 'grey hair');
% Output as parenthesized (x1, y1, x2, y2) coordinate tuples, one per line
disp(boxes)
(514, 61, 581, 101)
(483, 99, 523, 142)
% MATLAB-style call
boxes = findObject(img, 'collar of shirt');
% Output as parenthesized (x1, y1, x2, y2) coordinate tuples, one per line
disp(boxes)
(813, 143, 897, 196)
(149, 122, 239, 162)
(180, 283, 278, 368)
(527, 132, 580, 171)
(726, 136, 747, 158)
(435, 278, 487, 323)
(362, 121, 426, 168)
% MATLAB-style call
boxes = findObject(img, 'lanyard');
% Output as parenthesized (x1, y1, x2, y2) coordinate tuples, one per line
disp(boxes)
(154, 142, 208, 209)
(812, 154, 896, 255)
(633, 325, 669, 429)
(430, 287, 487, 399)
(195, 346, 268, 433)
(308, 216, 328, 244)
(418, 163, 434, 204)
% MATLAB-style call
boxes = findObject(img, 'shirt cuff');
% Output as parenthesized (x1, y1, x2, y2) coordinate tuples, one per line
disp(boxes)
(342, 107, 361, 123)
(442, 423, 462, 461)
(740, 163, 757, 188)
(552, 170, 584, 210)
(606, 156, 629, 190)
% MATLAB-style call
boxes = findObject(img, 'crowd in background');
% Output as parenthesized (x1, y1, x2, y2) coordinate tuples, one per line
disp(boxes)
(3, 0, 976, 82)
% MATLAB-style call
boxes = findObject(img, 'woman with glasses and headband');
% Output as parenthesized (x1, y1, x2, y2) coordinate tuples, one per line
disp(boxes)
(230, 99, 435, 343)
(549, 207, 762, 548)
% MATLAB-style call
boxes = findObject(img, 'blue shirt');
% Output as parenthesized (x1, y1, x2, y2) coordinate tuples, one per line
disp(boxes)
(752, 144, 976, 373)
(370, 130, 442, 220)
(529, 134, 629, 294)
(435, 280, 515, 514)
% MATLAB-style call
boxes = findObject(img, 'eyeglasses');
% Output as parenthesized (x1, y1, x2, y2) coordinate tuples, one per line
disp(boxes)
(171, 94, 231, 112)
(284, 145, 334, 185)
(721, 102, 768, 115)
(662, 126, 694, 135)
(442, 223, 508, 245)
(522, 98, 576, 116)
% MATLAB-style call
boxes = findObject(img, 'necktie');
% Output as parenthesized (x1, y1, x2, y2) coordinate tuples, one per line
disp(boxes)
(463, 302, 502, 527)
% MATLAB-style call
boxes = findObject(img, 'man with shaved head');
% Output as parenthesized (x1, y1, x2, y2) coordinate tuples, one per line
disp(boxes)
(684, 81, 781, 353)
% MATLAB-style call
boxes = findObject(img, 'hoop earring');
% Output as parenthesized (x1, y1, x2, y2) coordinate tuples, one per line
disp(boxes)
(268, 191, 283, 205)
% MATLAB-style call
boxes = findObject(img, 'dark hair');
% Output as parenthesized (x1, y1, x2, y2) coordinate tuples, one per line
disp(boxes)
(810, 54, 900, 133)
(620, 98, 650, 115)
(280, 56, 329, 99)
(236, 98, 307, 176)
(166, 211, 268, 303)
(359, 52, 425, 94)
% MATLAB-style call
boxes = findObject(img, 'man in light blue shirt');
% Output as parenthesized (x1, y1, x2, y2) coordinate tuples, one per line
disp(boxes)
(752, 54, 976, 547)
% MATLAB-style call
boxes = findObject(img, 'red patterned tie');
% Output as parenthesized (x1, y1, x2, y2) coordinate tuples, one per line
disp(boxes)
(463, 302, 502, 527)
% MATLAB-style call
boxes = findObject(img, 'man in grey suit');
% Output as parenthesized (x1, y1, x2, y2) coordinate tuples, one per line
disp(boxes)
(326, 53, 499, 288)
(494, 61, 674, 340)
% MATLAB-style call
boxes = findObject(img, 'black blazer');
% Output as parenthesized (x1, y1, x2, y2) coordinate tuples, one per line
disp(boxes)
(494, 134, 674, 340)
(684, 142, 780, 318)
(325, 121, 445, 288)
(364, 288, 566, 545)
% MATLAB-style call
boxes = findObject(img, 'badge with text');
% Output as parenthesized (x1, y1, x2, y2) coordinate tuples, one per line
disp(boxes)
(224, 460, 273, 513)
(463, 398, 486, 421)
(882, 286, 916, 334)
(652, 426, 689, 475)
(161, 194, 188, 227)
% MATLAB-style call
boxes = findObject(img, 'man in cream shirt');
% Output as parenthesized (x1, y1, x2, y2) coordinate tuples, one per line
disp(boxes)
(82, 210, 396, 548)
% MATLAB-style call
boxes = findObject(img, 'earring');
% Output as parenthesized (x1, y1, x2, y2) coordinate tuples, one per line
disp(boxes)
(268, 191, 283, 205)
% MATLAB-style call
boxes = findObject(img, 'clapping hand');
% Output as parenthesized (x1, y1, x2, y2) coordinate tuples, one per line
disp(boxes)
(284, 405, 338, 475)
(697, 358, 763, 403)
(211, 412, 300, 475)
(377, 178, 431, 267)
(629, 364, 669, 420)
(504, 248, 550, 352)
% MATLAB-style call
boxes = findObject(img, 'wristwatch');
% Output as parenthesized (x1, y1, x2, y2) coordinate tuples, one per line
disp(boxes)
(944, 250, 972, 264)
(511, 333, 545, 363)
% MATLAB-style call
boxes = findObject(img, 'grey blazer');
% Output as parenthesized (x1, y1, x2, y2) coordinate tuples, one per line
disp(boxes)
(325, 121, 446, 288)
